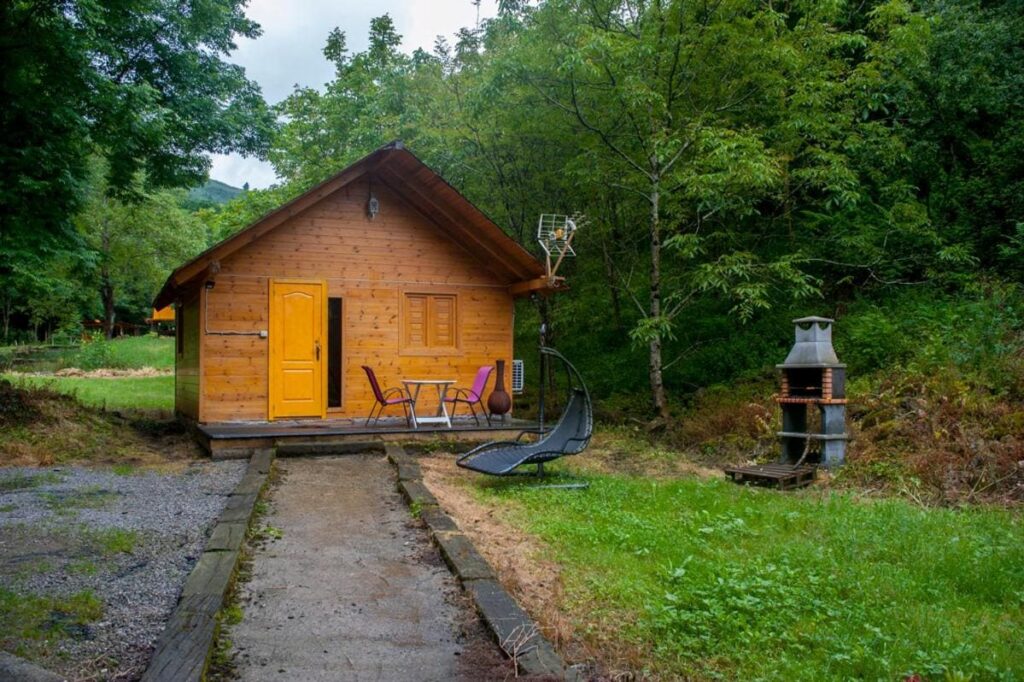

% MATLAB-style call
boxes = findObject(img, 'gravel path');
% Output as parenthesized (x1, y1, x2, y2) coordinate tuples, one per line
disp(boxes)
(0, 461, 245, 680)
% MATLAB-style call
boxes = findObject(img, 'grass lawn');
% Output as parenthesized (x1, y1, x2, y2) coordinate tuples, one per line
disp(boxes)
(469, 465, 1024, 680)
(3, 375, 173, 412)
(1, 334, 174, 372)
(91, 335, 174, 370)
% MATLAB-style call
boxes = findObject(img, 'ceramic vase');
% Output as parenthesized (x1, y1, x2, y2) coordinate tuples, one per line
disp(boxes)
(487, 359, 512, 416)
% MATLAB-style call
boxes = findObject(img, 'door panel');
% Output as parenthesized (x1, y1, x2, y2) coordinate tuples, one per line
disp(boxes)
(270, 281, 324, 419)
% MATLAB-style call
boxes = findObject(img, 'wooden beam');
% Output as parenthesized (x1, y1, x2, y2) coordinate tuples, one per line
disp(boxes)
(508, 276, 566, 298)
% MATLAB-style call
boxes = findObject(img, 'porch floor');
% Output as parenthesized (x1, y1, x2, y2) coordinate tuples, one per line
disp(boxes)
(196, 416, 538, 458)
(199, 416, 536, 440)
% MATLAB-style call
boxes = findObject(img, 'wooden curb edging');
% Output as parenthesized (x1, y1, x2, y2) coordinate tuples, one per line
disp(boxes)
(386, 444, 580, 681)
(140, 449, 274, 682)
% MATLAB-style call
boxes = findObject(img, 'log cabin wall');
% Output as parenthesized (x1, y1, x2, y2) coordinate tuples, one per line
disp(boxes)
(174, 290, 201, 420)
(198, 177, 515, 423)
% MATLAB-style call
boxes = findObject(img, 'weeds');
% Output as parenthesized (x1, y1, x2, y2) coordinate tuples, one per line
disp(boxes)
(0, 471, 61, 492)
(257, 524, 283, 540)
(42, 486, 118, 512)
(84, 528, 138, 555)
(0, 587, 103, 655)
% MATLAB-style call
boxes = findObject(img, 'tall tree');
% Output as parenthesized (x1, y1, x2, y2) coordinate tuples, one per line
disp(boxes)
(76, 164, 208, 338)
(514, 0, 827, 418)
(0, 0, 275, 242)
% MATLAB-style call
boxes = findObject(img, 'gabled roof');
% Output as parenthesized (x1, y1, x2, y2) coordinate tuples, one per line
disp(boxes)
(154, 142, 550, 309)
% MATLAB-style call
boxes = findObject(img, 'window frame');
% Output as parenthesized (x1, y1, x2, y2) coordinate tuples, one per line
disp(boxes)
(399, 290, 461, 356)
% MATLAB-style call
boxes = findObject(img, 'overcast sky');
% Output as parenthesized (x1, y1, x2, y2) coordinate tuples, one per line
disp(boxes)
(209, 0, 498, 189)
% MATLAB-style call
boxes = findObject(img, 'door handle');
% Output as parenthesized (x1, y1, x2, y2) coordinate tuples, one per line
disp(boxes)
(315, 340, 321, 361)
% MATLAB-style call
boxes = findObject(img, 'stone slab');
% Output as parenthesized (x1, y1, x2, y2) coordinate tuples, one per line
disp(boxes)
(433, 531, 495, 581)
(463, 579, 568, 679)
(397, 478, 438, 507)
(420, 505, 459, 533)
(205, 521, 248, 553)
(247, 448, 275, 475)
(0, 652, 65, 682)
(232, 472, 265, 496)
(139, 595, 222, 682)
(181, 550, 238, 598)
(394, 459, 421, 481)
(218, 492, 259, 523)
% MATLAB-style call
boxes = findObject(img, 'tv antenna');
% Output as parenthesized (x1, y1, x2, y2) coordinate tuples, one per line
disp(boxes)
(537, 214, 580, 284)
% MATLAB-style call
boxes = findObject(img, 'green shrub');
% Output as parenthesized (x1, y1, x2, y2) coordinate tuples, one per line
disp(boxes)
(0, 347, 13, 372)
(77, 339, 116, 370)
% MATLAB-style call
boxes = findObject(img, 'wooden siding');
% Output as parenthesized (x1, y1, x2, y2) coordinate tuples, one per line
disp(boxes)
(198, 178, 515, 423)
(175, 292, 201, 420)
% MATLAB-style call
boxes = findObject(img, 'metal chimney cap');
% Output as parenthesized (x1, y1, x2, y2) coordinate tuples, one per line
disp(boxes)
(779, 315, 843, 367)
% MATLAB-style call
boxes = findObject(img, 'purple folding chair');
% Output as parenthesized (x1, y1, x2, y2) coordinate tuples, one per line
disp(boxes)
(362, 365, 413, 427)
(444, 365, 494, 426)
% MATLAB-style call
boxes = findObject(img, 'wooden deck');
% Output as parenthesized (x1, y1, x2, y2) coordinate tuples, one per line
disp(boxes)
(196, 417, 538, 459)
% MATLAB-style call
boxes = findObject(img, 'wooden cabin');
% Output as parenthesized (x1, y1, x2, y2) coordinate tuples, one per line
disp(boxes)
(146, 306, 175, 325)
(154, 142, 554, 430)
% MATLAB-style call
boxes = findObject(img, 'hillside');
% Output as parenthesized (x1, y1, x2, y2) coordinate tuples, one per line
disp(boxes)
(183, 179, 243, 210)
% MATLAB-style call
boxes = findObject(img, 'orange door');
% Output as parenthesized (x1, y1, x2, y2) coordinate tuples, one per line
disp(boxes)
(269, 280, 325, 419)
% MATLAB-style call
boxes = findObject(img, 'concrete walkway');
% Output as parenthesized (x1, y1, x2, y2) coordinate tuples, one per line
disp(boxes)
(230, 455, 507, 682)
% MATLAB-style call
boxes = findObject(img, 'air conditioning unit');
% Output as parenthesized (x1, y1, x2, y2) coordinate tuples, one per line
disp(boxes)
(511, 359, 524, 394)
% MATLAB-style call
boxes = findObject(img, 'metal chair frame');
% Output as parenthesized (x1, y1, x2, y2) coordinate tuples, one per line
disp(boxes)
(361, 366, 413, 428)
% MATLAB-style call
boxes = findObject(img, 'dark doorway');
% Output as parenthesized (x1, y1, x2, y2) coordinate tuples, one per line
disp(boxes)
(328, 297, 343, 408)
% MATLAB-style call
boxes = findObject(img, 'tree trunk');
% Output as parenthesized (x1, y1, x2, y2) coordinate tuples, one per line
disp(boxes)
(601, 236, 624, 333)
(648, 181, 670, 421)
(1, 298, 10, 343)
(101, 267, 115, 340)
(100, 226, 115, 339)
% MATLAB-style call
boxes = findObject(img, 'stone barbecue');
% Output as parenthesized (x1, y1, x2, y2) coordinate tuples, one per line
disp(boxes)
(776, 316, 848, 468)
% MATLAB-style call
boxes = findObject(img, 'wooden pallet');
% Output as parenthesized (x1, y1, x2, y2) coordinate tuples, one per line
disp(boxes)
(723, 463, 817, 490)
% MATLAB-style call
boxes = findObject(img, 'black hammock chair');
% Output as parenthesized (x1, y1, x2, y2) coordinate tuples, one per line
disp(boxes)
(457, 347, 592, 476)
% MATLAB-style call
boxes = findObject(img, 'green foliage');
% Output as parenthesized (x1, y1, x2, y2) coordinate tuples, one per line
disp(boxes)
(77, 339, 115, 371)
(479, 472, 1024, 679)
(838, 281, 1024, 396)
(0, 0, 275, 243)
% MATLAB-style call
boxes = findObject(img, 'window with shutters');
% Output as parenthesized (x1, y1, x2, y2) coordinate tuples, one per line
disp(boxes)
(402, 293, 458, 352)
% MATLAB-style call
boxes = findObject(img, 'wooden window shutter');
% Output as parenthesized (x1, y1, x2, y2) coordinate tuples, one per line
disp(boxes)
(430, 295, 455, 347)
(405, 294, 427, 348)
(403, 293, 457, 351)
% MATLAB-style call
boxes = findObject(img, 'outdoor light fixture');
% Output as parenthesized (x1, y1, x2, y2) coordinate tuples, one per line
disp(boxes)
(367, 193, 380, 220)
(204, 281, 215, 290)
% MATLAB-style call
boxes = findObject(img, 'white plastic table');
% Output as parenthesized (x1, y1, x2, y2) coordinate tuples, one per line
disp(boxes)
(402, 379, 456, 429)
